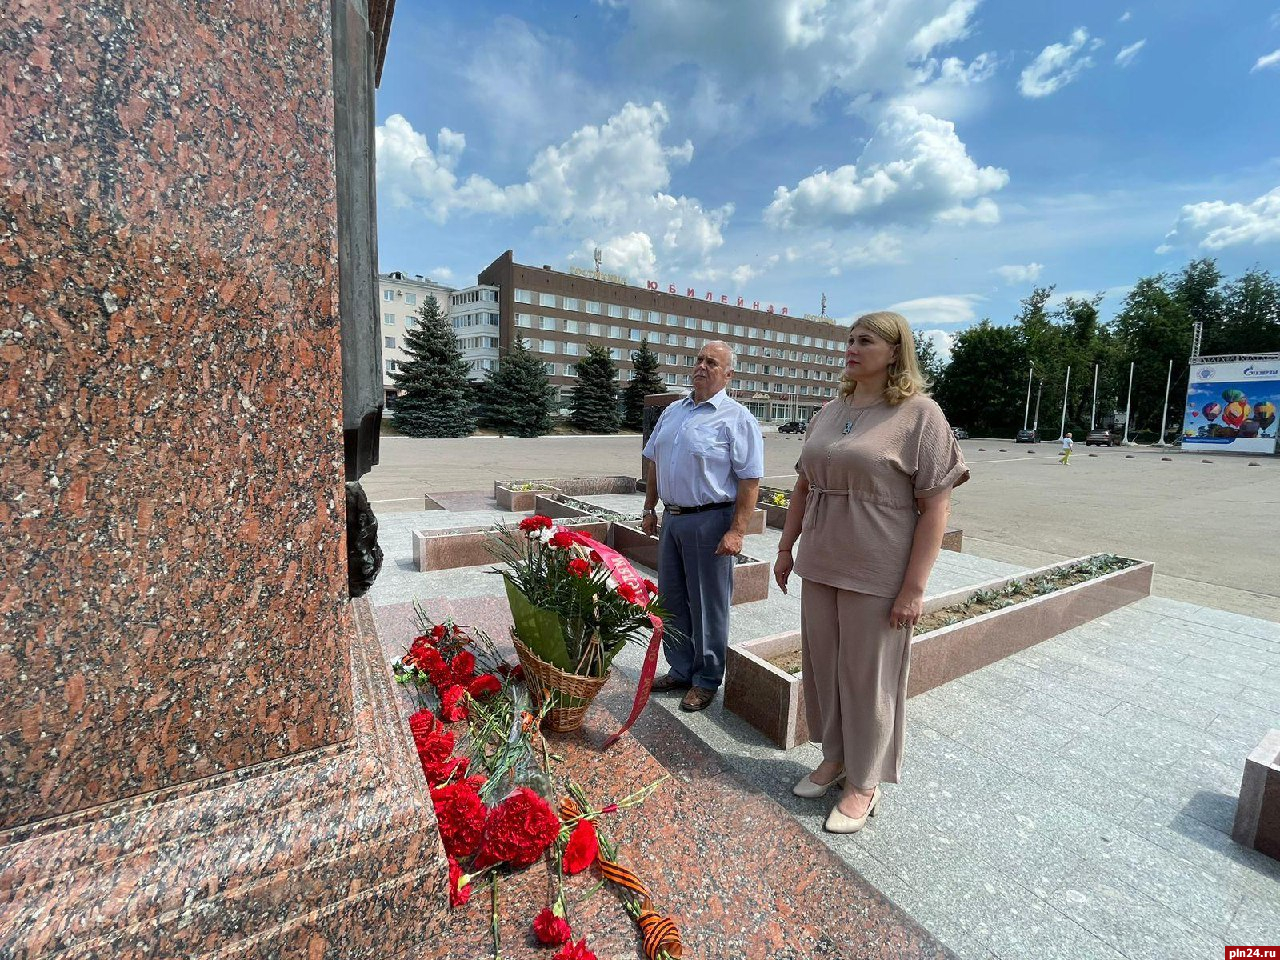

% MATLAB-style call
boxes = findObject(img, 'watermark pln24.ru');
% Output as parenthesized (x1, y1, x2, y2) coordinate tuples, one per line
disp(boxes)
(1227, 948, 1279, 959)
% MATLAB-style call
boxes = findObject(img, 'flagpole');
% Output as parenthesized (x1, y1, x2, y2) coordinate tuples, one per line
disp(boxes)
(1156, 359, 1173, 446)
(1059, 366, 1071, 440)
(1122, 361, 1135, 445)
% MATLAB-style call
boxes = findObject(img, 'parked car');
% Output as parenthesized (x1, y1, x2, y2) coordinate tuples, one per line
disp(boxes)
(778, 420, 806, 434)
(951, 427, 969, 440)
(1085, 429, 1114, 447)
(1015, 429, 1038, 443)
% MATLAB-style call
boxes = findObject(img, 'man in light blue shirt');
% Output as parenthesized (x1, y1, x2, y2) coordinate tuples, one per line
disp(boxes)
(641, 341, 764, 711)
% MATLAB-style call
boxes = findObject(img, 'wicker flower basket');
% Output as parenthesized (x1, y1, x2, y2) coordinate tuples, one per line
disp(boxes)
(512, 632, 609, 732)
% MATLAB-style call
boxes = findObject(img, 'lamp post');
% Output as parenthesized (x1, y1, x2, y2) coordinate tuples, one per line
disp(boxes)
(1156, 358, 1173, 446)
(1090, 363, 1099, 431)
(1023, 362, 1035, 432)
(1122, 361, 1135, 445)
(1033, 380, 1043, 434)
(1059, 365, 1071, 441)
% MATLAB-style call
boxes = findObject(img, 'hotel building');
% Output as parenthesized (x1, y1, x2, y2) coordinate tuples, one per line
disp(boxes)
(477, 250, 847, 422)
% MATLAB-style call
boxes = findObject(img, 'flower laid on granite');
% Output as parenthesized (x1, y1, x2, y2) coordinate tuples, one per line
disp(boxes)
(532, 906, 573, 946)
(394, 609, 683, 960)
(488, 516, 669, 742)
(553, 939, 598, 960)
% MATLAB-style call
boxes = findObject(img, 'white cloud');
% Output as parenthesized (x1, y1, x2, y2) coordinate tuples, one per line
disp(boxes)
(1019, 28, 1102, 98)
(764, 105, 1008, 229)
(994, 262, 1044, 284)
(1115, 39, 1147, 68)
(888, 294, 983, 327)
(429, 266, 456, 283)
(611, 0, 996, 129)
(786, 234, 906, 275)
(1118, 10, 1132, 22)
(1252, 49, 1280, 72)
(1157, 187, 1280, 252)
(376, 103, 732, 273)
(919, 328, 956, 365)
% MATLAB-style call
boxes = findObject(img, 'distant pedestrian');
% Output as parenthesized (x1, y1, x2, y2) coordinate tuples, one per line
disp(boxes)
(1059, 432, 1074, 465)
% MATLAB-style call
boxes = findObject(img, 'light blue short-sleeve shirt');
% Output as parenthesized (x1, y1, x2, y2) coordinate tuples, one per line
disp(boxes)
(641, 390, 764, 507)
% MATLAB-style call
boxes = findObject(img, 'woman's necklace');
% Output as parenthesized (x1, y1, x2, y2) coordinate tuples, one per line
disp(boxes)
(842, 396, 881, 434)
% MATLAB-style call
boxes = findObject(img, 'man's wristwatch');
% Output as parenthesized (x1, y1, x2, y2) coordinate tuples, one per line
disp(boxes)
(643, 508, 657, 517)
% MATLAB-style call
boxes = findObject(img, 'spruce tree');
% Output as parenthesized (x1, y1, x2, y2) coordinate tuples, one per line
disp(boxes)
(621, 339, 666, 430)
(477, 337, 556, 437)
(390, 295, 475, 437)
(569, 343, 620, 433)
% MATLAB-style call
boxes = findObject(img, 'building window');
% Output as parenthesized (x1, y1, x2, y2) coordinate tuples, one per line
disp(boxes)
(385, 336, 396, 349)
(733, 325, 744, 337)
(516, 313, 533, 328)
(717, 322, 729, 334)
(608, 303, 623, 318)
(586, 301, 601, 314)
(515, 289, 533, 303)
(404, 317, 416, 330)
(684, 317, 696, 329)
(789, 334, 800, 344)
(385, 359, 397, 372)
(701, 319, 714, 332)
(544, 340, 558, 355)
(564, 319, 579, 334)
(684, 336, 696, 348)
(564, 341, 579, 356)
(545, 362, 557, 376)
(383, 290, 395, 302)
(665, 332, 678, 345)
(588, 323, 603, 337)
(541, 316, 558, 331)
(749, 327, 760, 339)
(405, 292, 417, 306)
(665, 373, 677, 385)
(645, 311, 659, 323)
(383, 312, 395, 325)
(567, 364, 578, 378)
(683, 355, 695, 367)
(563, 297, 579, 311)
(681, 374, 692, 386)
(609, 325, 623, 339)
(629, 329, 641, 342)
(609, 347, 623, 361)
(666, 314, 679, 326)
(538, 293, 556, 307)
(627, 307, 642, 321)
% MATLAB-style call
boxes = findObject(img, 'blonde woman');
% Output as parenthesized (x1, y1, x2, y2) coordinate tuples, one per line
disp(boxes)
(773, 312, 968, 833)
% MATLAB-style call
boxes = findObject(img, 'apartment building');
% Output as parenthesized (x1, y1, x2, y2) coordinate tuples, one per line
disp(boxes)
(448, 284, 501, 381)
(377, 271, 455, 404)
(477, 250, 846, 421)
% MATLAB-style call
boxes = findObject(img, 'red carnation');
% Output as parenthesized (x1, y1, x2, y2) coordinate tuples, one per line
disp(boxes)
(415, 724, 456, 781)
(643, 578, 658, 596)
(433, 777, 488, 858)
(567, 558, 591, 578)
(533, 907, 573, 946)
(432, 623, 447, 641)
(589, 549, 603, 564)
(519, 515, 555, 531)
(468, 673, 502, 699)
(440, 684, 469, 723)
(473, 787, 561, 869)
(448, 856, 472, 908)
(562, 819, 598, 875)
(615, 582, 643, 606)
(451, 650, 477, 685)
(415, 646, 453, 690)
(553, 940, 598, 960)
(548, 531, 576, 549)
(408, 709, 438, 741)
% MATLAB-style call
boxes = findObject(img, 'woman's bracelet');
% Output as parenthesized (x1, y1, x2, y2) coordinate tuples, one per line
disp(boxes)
(777, 546, 793, 554)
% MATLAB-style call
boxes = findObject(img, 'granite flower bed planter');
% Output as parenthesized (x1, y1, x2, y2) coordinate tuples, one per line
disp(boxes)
(495, 476, 641, 511)
(724, 555, 1154, 748)
(494, 481, 554, 512)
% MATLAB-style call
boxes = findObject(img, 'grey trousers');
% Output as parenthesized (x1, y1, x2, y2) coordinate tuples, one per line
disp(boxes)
(657, 507, 735, 690)
(800, 581, 912, 789)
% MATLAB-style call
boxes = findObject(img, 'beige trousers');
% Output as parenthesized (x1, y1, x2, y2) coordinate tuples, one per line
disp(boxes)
(800, 582, 912, 790)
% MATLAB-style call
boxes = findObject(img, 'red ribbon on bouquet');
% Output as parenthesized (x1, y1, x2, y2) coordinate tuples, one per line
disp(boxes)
(554, 527, 664, 749)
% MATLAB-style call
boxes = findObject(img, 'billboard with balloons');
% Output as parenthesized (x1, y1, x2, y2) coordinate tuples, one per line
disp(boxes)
(1181, 360, 1280, 455)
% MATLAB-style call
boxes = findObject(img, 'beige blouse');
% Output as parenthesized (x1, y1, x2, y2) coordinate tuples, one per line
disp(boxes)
(793, 394, 969, 598)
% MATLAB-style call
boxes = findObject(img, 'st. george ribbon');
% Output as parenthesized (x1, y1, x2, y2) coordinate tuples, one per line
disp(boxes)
(555, 527, 664, 748)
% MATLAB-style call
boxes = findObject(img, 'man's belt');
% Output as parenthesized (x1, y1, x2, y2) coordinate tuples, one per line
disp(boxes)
(663, 501, 734, 515)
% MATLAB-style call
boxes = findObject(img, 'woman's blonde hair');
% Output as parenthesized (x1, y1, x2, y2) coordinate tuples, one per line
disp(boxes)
(839, 310, 931, 405)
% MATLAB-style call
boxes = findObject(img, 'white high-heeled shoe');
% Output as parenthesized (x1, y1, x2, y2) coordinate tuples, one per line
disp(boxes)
(823, 785, 881, 833)
(792, 767, 845, 798)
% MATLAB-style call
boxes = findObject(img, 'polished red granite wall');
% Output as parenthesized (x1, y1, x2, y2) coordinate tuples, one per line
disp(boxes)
(0, 1, 352, 830)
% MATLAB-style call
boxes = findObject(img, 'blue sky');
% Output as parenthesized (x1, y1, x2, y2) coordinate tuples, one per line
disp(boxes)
(374, 0, 1280, 358)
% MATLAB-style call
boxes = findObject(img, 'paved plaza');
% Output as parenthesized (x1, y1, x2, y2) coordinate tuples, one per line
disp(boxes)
(367, 432, 1280, 622)
(367, 484, 1280, 960)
